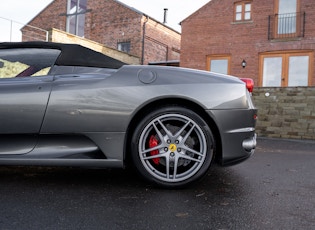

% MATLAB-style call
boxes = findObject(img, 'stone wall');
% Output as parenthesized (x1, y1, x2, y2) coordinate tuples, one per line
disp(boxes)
(252, 87, 315, 140)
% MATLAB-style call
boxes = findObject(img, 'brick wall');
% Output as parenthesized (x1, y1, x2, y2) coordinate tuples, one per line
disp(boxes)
(143, 19, 181, 64)
(21, 0, 66, 41)
(22, 0, 180, 65)
(85, 0, 143, 56)
(85, 0, 180, 64)
(253, 87, 315, 140)
(180, 0, 315, 86)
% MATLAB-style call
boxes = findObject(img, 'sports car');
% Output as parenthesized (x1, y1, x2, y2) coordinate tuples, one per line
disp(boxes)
(0, 42, 257, 188)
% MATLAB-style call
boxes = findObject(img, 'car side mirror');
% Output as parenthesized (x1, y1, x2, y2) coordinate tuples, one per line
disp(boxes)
(0, 61, 3, 68)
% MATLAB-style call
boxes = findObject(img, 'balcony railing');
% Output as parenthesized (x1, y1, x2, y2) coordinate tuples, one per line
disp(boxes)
(268, 12, 305, 40)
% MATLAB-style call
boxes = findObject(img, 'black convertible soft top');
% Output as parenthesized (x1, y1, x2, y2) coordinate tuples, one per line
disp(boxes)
(0, 41, 126, 69)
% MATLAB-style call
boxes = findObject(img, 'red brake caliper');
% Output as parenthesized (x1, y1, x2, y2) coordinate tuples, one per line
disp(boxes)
(149, 135, 160, 165)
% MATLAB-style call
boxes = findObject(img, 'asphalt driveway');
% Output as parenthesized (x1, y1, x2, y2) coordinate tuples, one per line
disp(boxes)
(0, 138, 314, 230)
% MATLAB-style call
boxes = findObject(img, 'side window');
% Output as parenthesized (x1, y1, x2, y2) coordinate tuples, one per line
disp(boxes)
(206, 55, 231, 75)
(0, 48, 61, 79)
(117, 41, 131, 54)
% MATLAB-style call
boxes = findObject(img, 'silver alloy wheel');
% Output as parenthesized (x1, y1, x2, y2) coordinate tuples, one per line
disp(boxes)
(138, 113, 208, 183)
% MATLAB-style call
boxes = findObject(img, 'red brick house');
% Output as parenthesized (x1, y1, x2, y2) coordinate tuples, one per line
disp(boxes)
(22, 0, 180, 65)
(180, 0, 315, 87)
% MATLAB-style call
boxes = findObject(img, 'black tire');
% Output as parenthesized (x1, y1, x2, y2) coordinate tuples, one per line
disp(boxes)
(131, 106, 215, 188)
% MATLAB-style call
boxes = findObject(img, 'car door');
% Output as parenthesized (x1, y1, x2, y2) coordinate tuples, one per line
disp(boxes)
(0, 48, 60, 154)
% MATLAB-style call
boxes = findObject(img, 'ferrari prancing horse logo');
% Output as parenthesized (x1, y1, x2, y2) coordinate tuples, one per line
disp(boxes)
(169, 144, 177, 152)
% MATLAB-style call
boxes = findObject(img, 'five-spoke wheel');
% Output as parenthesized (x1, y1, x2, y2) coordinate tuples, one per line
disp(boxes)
(131, 106, 214, 188)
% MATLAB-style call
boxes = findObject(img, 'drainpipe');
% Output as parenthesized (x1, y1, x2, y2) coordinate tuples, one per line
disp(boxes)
(141, 15, 149, 65)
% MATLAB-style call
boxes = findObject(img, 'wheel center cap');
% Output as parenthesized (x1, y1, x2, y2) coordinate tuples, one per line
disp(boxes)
(169, 144, 177, 152)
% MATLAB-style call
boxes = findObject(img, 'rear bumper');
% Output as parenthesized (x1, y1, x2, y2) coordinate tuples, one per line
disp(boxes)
(221, 133, 256, 166)
(207, 109, 257, 166)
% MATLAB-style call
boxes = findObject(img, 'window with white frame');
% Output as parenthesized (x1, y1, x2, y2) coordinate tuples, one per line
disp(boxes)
(66, 0, 87, 37)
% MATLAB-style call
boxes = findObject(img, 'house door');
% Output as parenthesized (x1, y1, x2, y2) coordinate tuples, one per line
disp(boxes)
(259, 52, 312, 87)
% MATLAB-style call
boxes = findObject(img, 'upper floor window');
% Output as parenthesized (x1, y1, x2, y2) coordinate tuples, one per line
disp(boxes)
(234, 1, 252, 22)
(275, 0, 300, 35)
(66, 0, 87, 37)
(268, 0, 304, 39)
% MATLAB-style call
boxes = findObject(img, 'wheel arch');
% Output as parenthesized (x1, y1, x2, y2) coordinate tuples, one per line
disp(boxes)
(123, 98, 222, 167)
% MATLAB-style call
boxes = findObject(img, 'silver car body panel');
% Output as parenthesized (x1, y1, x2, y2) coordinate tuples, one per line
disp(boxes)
(0, 43, 256, 168)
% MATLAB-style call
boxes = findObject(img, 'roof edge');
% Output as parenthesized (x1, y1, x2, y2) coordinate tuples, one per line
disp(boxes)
(180, 0, 213, 25)
(21, 0, 55, 30)
(113, 0, 181, 34)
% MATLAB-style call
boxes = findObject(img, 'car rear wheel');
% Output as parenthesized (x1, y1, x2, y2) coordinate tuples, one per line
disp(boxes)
(131, 106, 214, 188)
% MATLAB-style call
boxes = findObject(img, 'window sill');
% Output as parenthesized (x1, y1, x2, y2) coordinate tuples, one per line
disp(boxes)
(269, 37, 302, 42)
(231, 20, 253, 25)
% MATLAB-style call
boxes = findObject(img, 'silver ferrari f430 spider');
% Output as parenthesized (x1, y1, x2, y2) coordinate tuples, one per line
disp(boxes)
(0, 42, 257, 188)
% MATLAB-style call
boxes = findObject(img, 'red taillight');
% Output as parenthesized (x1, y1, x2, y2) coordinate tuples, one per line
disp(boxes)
(240, 78, 254, 93)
